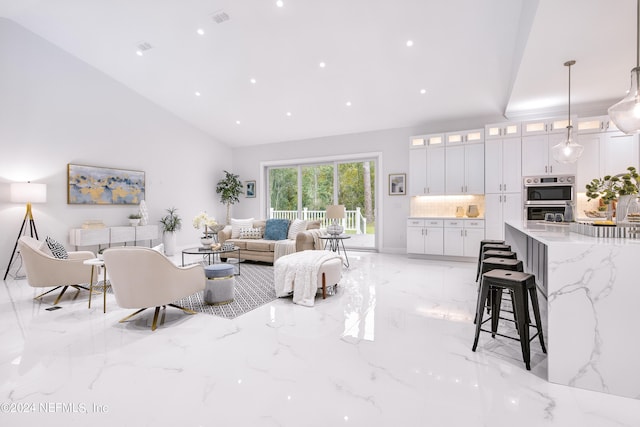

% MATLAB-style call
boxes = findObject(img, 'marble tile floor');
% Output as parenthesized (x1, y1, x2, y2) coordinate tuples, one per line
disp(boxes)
(1, 252, 639, 427)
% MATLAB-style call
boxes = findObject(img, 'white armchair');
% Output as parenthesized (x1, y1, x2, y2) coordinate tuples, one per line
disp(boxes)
(102, 246, 205, 331)
(18, 236, 95, 305)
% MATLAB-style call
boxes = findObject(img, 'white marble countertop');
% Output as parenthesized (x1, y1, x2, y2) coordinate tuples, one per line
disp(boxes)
(408, 216, 485, 220)
(505, 220, 640, 246)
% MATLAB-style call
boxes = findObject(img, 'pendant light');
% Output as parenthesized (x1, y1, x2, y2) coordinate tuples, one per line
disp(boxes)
(608, 0, 640, 134)
(552, 60, 583, 164)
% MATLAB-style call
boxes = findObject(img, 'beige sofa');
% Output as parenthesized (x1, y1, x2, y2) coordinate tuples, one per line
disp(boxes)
(217, 219, 324, 264)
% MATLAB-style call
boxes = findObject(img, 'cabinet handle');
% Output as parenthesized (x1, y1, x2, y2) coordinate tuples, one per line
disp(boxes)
(425, 228, 428, 236)
(504, 184, 507, 191)
(601, 122, 604, 130)
(550, 166, 553, 173)
(499, 184, 502, 191)
(465, 229, 468, 237)
(545, 166, 548, 173)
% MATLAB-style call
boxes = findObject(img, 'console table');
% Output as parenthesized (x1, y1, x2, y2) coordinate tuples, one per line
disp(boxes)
(69, 225, 159, 249)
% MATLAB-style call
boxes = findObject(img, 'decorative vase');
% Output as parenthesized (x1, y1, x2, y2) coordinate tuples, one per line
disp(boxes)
(139, 200, 149, 225)
(200, 237, 213, 247)
(129, 218, 140, 226)
(616, 195, 633, 223)
(163, 231, 177, 256)
(455, 206, 464, 218)
(466, 205, 479, 218)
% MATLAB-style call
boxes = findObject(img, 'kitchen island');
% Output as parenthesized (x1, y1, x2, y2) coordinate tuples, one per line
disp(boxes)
(505, 221, 640, 400)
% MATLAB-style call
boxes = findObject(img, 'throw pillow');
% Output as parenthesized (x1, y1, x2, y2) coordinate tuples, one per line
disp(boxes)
(239, 227, 263, 239)
(46, 236, 68, 259)
(287, 219, 308, 240)
(264, 219, 290, 240)
(306, 220, 321, 230)
(231, 218, 254, 239)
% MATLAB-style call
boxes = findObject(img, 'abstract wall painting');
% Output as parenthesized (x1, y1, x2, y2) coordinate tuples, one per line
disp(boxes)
(67, 164, 145, 205)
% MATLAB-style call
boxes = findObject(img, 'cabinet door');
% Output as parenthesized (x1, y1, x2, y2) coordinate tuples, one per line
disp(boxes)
(424, 227, 444, 255)
(485, 139, 502, 193)
(502, 137, 522, 192)
(427, 147, 446, 194)
(548, 133, 577, 175)
(464, 228, 485, 257)
(576, 133, 602, 190)
(443, 228, 464, 256)
(465, 144, 484, 194)
(484, 193, 504, 240)
(445, 146, 465, 193)
(502, 192, 523, 224)
(601, 132, 639, 176)
(522, 135, 549, 176)
(409, 148, 427, 196)
(407, 226, 425, 254)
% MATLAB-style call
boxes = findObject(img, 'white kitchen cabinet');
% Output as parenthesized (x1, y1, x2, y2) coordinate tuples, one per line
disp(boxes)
(445, 143, 484, 194)
(409, 134, 445, 195)
(485, 137, 521, 193)
(577, 115, 618, 134)
(522, 118, 572, 136)
(443, 219, 484, 257)
(484, 192, 522, 240)
(406, 219, 444, 255)
(485, 122, 521, 139)
(577, 131, 639, 190)
(522, 133, 577, 176)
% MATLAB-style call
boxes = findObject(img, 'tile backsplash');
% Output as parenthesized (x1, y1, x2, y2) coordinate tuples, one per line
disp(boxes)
(410, 195, 485, 218)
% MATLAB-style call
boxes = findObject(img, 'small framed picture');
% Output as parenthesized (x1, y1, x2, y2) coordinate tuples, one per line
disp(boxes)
(245, 180, 256, 198)
(389, 173, 406, 195)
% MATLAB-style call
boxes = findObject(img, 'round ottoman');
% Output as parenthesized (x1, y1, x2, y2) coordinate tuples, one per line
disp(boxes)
(204, 264, 235, 305)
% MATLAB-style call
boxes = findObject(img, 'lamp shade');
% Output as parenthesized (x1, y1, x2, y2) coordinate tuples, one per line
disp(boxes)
(608, 67, 640, 134)
(551, 126, 584, 164)
(326, 205, 346, 219)
(10, 182, 47, 204)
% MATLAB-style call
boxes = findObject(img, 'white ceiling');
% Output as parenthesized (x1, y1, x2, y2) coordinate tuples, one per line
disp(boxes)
(0, 0, 637, 147)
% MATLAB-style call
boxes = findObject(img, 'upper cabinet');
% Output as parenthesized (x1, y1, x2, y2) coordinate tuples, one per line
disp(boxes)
(522, 118, 573, 136)
(409, 134, 445, 196)
(445, 129, 484, 194)
(522, 133, 577, 176)
(485, 122, 521, 139)
(577, 115, 618, 134)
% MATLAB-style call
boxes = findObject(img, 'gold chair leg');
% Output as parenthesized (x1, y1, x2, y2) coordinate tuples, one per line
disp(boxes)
(52, 286, 69, 305)
(34, 286, 62, 300)
(167, 303, 197, 315)
(119, 308, 147, 323)
(151, 307, 161, 331)
(88, 266, 95, 309)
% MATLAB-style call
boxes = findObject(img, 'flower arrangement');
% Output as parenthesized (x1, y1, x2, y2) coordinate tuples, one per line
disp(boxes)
(193, 212, 218, 237)
(586, 166, 640, 205)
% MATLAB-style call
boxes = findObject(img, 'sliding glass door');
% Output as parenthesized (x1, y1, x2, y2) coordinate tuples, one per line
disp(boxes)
(267, 158, 376, 250)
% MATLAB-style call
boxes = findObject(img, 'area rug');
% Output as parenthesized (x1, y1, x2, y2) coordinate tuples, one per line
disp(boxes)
(175, 262, 277, 319)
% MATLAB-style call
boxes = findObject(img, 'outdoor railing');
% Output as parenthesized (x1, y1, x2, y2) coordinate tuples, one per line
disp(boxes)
(269, 207, 367, 234)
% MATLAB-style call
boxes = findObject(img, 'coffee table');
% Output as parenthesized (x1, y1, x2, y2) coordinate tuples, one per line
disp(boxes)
(181, 246, 241, 276)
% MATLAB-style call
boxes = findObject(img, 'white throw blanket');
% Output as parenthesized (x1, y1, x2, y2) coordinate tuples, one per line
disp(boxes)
(274, 250, 340, 307)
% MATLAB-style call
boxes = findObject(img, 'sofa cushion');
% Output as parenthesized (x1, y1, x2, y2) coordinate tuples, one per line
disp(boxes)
(231, 218, 254, 238)
(46, 236, 68, 259)
(245, 240, 276, 252)
(240, 227, 263, 239)
(264, 219, 290, 240)
(287, 219, 308, 240)
(307, 220, 321, 230)
(252, 219, 266, 230)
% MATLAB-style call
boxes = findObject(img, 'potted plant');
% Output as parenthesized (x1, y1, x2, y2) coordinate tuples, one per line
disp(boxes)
(160, 207, 182, 256)
(216, 170, 244, 225)
(586, 166, 640, 220)
(128, 213, 142, 226)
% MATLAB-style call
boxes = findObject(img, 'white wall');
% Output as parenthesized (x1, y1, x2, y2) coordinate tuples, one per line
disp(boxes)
(230, 128, 411, 252)
(0, 19, 231, 276)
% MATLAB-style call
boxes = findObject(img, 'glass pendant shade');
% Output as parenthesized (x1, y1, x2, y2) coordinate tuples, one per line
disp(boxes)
(552, 126, 584, 164)
(608, 67, 640, 134)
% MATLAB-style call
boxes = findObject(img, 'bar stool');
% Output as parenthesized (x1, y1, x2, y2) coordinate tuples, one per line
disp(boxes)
(475, 242, 510, 281)
(474, 257, 523, 323)
(472, 269, 547, 370)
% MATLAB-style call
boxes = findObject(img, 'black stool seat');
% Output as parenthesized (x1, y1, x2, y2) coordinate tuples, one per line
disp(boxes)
(475, 241, 509, 281)
(475, 257, 524, 324)
(483, 243, 511, 252)
(472, 269, 547, 370)
(482, 250, 516, 260)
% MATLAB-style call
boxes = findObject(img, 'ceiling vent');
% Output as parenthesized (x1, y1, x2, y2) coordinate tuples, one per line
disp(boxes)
(211, 10, 230, 24)
(136, 41, 153, 52)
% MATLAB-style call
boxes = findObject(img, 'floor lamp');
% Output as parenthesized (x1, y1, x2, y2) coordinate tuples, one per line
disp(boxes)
(3, 182, 47, 280)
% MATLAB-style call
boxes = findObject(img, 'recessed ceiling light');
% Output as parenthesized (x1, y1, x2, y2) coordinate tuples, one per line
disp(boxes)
(406, 40, 414, 47)
(286, 112, 292, 117)
(276, 0, 284, 7)
(250, 78, 257, 84)
(345, 101, 352, 107)
(196, 28, 205, 36)
(319, 62, 326, 68)
(136, 50, 143, 56)
(235, 120, 241, 125)
(195, 91, 201, 96)
(420, 89, 426, 94)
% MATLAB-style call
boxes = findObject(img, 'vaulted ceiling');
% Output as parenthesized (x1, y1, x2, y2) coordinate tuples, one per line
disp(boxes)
(0, 0, 636, 146)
